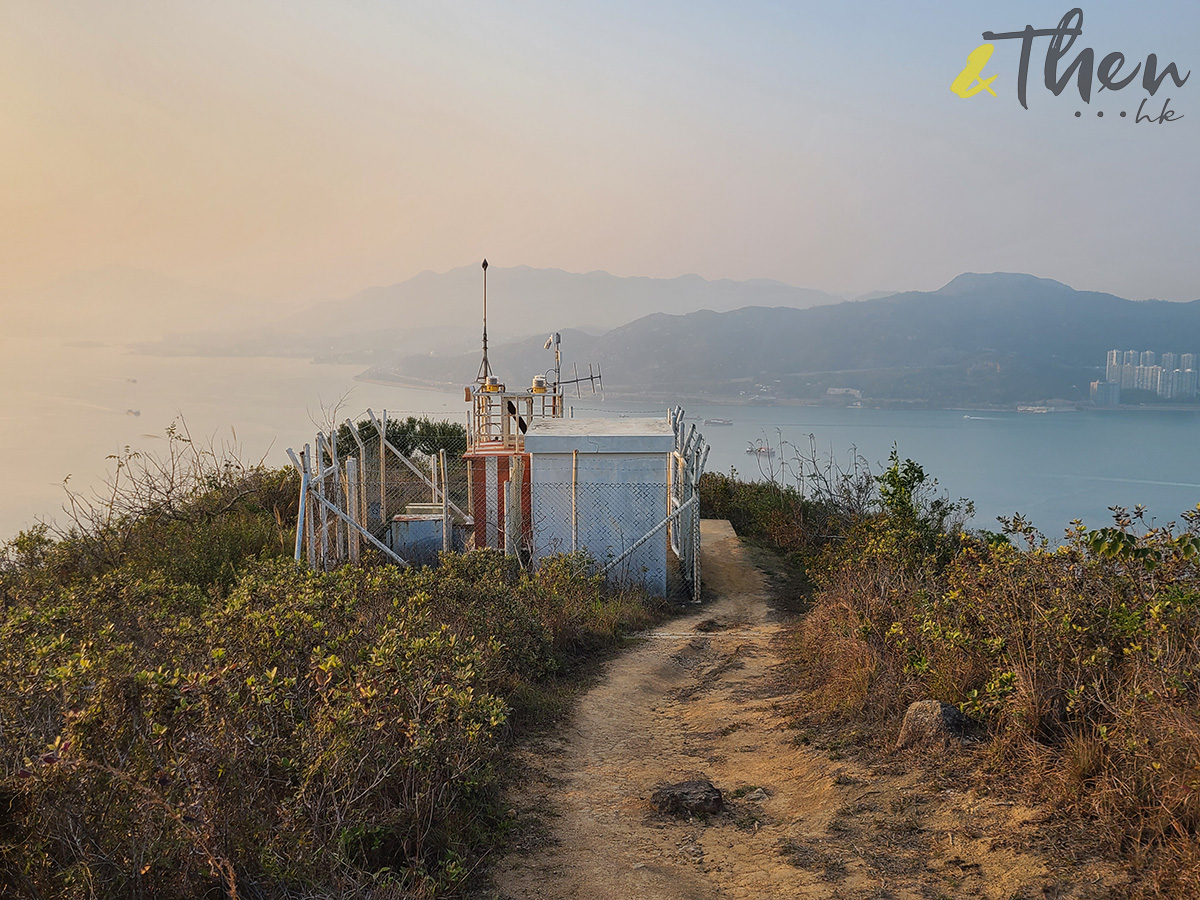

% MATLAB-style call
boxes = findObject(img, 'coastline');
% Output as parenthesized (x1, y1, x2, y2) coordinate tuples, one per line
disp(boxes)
(353, 371, 1200, 415)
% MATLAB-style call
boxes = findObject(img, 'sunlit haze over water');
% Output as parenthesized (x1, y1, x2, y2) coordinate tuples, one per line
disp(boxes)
(1, 1, 1197, 537)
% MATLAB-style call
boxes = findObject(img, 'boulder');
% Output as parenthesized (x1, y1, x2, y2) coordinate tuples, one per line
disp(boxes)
(650, 779, 724, 816)
(896, 700, 980, 750)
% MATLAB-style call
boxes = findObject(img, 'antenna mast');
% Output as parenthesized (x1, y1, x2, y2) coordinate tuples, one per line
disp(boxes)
(475, 258, 492, 383)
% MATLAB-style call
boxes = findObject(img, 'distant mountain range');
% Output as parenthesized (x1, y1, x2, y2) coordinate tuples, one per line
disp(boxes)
(86, 262, 1200, 407)
(380, 273, 1200, 407)
(136, 264, 844, 360)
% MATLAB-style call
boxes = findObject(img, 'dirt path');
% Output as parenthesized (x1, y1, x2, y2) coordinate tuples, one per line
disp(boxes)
(490, 521, 1119, 900)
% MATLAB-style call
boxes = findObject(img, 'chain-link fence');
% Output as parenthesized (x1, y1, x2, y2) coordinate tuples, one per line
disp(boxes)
(529, 480, 671, 591)
(288, 409, 470, 570)
(288, 406, 708, 599)
(349, 437, 470, 535)
(522, 408, 706, 597)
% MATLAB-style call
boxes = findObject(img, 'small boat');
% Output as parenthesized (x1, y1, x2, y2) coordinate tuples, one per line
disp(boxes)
(745, 445, 775, 458)
(704, 417, 734, 426)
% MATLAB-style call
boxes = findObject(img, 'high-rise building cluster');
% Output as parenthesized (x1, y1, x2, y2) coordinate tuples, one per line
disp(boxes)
(1094, 349, 1199, 405)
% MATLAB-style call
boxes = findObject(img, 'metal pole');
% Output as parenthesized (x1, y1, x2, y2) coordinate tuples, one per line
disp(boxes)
(305, 490, 316, 569)
(465, 456, 473, 530)
(316, 435, 329, 569)
(686, 458, 696, 592)
(513, 454, 525, 559)
(329, 428, 343, 562)
(504, 476, 516, 556)
(345, 418, 367, 529)
(379, 408, 388, 520)
(571, 448, 578, 553)
(696, 441, 700, 600)
(440, 449, 450, 554)
(477, 259, 492, 382)
(303, 445, 316, 569)
(346, 457, 360, 563)
(296, 450, 309, 562)
(666, 448, 673, 553)
(682, 423, 697, 459)
(287, 447, 308, 563)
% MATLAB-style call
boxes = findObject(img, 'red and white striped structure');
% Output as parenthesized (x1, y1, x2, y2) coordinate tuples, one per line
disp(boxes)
(465, 450, 531, 551)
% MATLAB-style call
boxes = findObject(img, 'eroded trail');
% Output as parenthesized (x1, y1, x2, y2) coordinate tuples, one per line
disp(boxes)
(491, 521, 1115, 900)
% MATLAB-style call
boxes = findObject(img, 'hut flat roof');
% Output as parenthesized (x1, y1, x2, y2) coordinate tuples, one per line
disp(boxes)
(524, 417, 674, 453)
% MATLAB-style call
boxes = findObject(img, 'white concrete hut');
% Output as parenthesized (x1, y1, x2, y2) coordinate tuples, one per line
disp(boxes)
(523, 417, 674, 595)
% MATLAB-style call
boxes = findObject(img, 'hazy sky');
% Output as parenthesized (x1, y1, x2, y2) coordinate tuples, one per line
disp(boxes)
(2, 1, 1197, 304)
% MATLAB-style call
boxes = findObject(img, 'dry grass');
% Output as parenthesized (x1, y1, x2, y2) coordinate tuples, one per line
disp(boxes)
(703, 455, 1200, 897)
(788, 508, 1200, 897)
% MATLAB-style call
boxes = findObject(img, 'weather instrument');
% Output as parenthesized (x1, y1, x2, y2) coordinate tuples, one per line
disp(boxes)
(540, 330, 603, 399)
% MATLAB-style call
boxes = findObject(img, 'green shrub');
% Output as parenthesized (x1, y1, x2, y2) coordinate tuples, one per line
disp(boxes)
(0, 437, 663, 897)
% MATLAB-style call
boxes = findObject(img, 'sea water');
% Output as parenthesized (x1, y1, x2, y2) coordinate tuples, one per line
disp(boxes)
(0, 338, 459, 537)
(717, 405, 1200, 536)
(1, 339, 1197, 541)
(558, 402, 1200, 538)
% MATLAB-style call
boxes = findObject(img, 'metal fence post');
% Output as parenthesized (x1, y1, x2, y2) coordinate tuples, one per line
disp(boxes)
(293, 449, 309, 563)
(684, 461, 693, 595)
(379, 409, 387, 524)
(666, 450, 674, 554)
(512, 454, 525, 560)
(346, 457, 360, 563)
(504, 476, 516, 556)
(329, 429, 343, 563)
(315, 435, 329, 570)
(344, 418, 367, 530)
(440, 449, 451, 554)
(304, 445, 316, 569)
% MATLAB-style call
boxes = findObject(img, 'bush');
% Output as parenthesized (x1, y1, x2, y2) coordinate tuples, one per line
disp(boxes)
(0, 436, 663, 898)
(336, 416, 467, 461)
(791, 470, 1200, 896)
(707, 445, 1200, 893)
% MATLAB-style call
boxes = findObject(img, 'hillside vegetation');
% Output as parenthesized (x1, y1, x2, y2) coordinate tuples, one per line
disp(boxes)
(0, 436, 664, 899)
(701, 453, 1200, 898)
(6, 424, 1200, 897)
